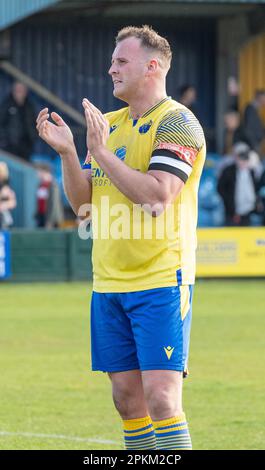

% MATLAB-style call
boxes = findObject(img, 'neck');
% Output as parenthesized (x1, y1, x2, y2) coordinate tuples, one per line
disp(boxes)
(128, 89, 168, 119)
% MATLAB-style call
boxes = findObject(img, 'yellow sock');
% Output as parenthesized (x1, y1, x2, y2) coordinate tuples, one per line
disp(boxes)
(123, 415, 156, 450)
(153, 413, 192, 450)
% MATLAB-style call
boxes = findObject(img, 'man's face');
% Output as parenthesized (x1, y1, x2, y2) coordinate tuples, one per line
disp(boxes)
(12, 83, 28, 105)
(224, 111, 240, 131)
(108, 37, 149, 102)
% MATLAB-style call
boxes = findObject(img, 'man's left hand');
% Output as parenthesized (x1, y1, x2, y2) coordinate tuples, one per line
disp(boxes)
(82, 98, 109, 157)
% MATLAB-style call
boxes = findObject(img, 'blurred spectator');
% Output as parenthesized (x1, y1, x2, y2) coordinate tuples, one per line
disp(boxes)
(178, 84, 216, 150)
(248, 149, 264, 180)
(0, 162, 17, 229)
(217, 142, 259, 226)
(227, 76, 240, 111)
(223, 109, 243, 154)
(258, 168, 265, 225)
(0, 82, 37, 161)
(178, 84, 197, 115)
(36, 165, 51, 227)
(242, 90, 265, 154)
(35, 164, 64, 228)
(47, 176, 64, 229)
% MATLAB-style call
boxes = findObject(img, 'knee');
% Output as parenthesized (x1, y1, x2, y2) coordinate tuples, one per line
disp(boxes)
(112, 382, 143, 420)
(145, 388, 182, 421)
(112, 383, 129, 416)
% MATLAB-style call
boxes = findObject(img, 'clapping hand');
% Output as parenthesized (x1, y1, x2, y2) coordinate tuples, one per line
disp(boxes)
(36, 108, 75, 155)
(82, 99, 109, 157)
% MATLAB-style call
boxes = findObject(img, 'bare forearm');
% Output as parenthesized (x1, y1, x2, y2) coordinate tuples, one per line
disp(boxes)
(94, 148, 170, 207)
(60, 147, 92, 215)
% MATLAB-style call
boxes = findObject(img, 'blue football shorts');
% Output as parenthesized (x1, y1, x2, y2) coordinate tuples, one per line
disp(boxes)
(90, 285, 193, 374)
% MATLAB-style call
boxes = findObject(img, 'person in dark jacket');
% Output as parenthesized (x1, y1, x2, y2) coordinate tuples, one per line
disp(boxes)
(258, 169, 265, 226)
(217, 142, 258, 226)
(0, 82, 37, 161)
(242, 90, 265, 154)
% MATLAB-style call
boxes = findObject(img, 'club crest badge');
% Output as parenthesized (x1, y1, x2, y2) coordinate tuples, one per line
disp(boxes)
(114, 146, 127, 161)
(139, 120, 153, 134)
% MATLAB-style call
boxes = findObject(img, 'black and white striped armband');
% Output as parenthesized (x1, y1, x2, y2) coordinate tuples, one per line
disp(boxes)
(148, 149, 193, 183)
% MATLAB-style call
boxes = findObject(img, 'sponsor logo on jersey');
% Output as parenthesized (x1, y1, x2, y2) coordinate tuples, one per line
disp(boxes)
(139, 120, 153, 134)
(157, 142, 198, 166)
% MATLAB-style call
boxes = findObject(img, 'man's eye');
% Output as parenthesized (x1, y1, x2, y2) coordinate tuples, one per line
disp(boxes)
(111, 59, 126, 66)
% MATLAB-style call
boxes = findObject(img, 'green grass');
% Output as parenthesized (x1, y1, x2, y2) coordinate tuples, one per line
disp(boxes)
(0, 280, 264, 450)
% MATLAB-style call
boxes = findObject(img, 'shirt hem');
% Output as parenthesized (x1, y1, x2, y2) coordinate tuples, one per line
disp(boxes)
(92, 279, 195, 293)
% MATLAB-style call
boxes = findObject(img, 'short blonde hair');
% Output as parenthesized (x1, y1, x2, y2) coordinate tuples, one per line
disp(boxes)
(116, 25, 172, 70)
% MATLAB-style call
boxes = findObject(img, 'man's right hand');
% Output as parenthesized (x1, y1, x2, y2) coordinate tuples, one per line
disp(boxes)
(36, 108, 75, 155)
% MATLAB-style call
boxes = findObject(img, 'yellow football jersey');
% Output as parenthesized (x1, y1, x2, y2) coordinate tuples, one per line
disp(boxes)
(83, 97, 206, 292)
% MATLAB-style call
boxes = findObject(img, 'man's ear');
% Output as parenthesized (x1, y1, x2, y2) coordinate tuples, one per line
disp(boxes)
(147, 59, 159, 74)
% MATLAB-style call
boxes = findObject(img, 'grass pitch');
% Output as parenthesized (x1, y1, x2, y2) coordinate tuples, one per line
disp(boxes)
(0, 280, 264, 450)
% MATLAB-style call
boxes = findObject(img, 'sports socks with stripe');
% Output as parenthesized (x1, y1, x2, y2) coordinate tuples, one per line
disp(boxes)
(123, 413, 192, 450)
(153, 413, 192, 450)
(123, 416, 156, 450)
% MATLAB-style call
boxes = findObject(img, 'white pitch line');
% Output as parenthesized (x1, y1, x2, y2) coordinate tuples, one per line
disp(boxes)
(0, 430, 120, 446)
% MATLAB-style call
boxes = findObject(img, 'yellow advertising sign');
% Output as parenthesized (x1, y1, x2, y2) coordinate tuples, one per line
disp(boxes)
(196, 227, 265, 277)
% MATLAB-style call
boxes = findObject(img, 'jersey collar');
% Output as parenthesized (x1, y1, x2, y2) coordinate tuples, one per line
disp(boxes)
(142, 96, 171, 118)
(129, 96, 171, 121)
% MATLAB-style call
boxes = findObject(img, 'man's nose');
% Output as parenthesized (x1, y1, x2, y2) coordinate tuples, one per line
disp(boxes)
(108, 63, 117, 75)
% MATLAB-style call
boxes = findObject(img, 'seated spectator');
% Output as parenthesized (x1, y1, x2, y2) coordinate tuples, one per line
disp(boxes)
(217, 142, 259, 226)
(0, 162, 17, 229)
(0, 81, 37, 161)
